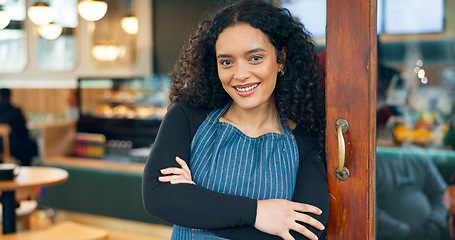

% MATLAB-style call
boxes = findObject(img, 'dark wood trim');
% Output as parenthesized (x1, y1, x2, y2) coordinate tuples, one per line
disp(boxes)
(325, 0, 377, 238)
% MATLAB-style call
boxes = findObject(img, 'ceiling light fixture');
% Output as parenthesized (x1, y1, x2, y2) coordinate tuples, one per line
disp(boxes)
(92, 41, 126, 62)
(78, 0, 108, 22)
(38, 22, 63, 40)
(0, 6, 11, 30)
(27, 1, 55, 25)
(121, 15, 138, 35)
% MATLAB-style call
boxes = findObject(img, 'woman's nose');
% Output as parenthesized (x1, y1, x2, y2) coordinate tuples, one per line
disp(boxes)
(233, 63, 251, 81)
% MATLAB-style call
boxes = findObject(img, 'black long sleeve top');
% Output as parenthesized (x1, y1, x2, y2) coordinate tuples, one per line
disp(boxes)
(142, 102, 329, 239)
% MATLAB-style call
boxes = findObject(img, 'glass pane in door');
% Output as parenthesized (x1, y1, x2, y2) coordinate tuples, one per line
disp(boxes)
(0, 0, 26, 73)
(90, 0, 137, 68)
(36, 0, 78, 71)
(376, 1, 455, 239)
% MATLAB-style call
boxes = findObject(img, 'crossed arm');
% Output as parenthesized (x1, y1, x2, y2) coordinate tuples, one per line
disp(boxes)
(159, 156, 325, 240)
(142, 103, 329, 240)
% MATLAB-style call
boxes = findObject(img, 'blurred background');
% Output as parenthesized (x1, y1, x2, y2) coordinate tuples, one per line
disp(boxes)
(0, 0, 455, 239)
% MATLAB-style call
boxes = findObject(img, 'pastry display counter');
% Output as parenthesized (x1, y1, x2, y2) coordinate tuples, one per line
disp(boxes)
(77, 76, 169, 149)
(29, 76, 171, 225)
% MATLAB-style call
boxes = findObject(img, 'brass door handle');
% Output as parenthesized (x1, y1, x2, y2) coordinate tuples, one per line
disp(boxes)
(335, 119, 349, 181)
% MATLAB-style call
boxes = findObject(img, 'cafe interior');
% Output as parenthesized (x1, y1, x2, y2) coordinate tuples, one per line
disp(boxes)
(0, 0, 455, 239)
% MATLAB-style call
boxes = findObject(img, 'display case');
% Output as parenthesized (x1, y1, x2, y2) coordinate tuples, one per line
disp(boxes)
(76, 75, 169, 162)
(78, 75, 169, 119)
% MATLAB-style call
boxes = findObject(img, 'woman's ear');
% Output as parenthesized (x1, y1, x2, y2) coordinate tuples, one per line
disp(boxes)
(278, 46, 287, 63)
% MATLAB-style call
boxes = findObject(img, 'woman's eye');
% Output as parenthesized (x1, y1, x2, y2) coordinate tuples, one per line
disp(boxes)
(220, 60, 232, 66)
(250, 56, 262, 62)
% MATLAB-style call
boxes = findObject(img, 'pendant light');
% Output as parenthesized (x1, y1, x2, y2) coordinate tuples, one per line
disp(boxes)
(27, 1, 55, 25)
(120, 15, 138, 35)
(38, 22, 62, 40)
(78, 0, 108, 22)
(92, 40, 126, 62)
(0, 6, 11, 30)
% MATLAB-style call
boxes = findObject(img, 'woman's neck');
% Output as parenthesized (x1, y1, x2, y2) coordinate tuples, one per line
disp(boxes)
(220, 101, 282, 138)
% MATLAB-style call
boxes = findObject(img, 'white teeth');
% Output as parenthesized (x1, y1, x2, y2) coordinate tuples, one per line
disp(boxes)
(235, 83, 259, 92)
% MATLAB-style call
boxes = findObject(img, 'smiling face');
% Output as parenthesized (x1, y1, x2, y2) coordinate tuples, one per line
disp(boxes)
(215, 23, 282, 111)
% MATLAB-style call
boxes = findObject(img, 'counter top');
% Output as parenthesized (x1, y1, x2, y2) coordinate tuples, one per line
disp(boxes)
(28, 120, 77, 129)
(43, 156, 145, 174)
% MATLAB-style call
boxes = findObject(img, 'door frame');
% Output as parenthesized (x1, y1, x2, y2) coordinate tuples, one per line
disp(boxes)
(325, 0, 377, 239)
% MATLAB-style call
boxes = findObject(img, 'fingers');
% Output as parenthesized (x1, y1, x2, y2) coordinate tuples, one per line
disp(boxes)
(161, 167, 191, 179)
(292, 202, 322, 216)
(255, 199, 324, 240)
(175, 156, 190, 171)
(290, 220, 320, 240)
(290, 202, 324, 240)
(291, 202, 325, 232)
(280, 232, 295, 240)
(293, 212, 325, 230)
(161, 156, 191, 178)
(158, 175, 195, 184)
(158, 156, 195, 185)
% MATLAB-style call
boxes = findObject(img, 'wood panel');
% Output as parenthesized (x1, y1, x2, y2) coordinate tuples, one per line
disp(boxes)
(325, 0, 376, 239)
(28, 121, 77, 158)
(10, 89, 71, 115)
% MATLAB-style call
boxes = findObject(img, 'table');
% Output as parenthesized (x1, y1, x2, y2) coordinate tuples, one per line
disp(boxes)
(0, 166, 68, 234)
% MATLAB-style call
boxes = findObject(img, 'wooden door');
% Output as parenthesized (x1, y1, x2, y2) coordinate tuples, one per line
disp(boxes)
(325, 0, 377, 239)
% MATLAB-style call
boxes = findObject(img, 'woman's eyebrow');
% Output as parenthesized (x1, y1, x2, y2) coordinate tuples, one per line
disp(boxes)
(217, 48, 266, 59)
(217, 53, 231, 59)
(246, 47, 266, 54)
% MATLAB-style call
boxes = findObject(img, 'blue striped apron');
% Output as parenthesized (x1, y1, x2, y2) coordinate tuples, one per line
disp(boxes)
(171, 102, 299, 239)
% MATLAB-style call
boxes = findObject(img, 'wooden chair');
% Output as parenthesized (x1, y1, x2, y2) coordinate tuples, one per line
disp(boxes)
(0, 123, 11, 162)
(0, 200, 38, 231)
(0, 124, 38, 231)
(2, 221, 109, 240)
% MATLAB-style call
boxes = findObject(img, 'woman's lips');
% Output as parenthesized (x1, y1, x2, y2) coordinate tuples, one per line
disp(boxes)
(233, 83, 260, 97)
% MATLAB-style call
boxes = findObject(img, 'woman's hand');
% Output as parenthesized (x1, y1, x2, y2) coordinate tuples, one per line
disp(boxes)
(254, 199, 324, 240)
(158, 156, 195, 185)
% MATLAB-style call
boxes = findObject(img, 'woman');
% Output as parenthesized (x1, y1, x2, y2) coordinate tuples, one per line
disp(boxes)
(142, 1, 329, 239)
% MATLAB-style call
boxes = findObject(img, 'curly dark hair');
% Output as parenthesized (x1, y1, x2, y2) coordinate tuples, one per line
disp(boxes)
(169, 0, 325, 138)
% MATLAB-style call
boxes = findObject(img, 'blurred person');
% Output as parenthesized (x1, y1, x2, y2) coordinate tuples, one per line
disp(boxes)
(65, 89, 79, 120)
(376, 83, 449, 239)
(0, 88, 38, 166)
(376, 146, 449, 240)
(142, 1, 329, 239)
